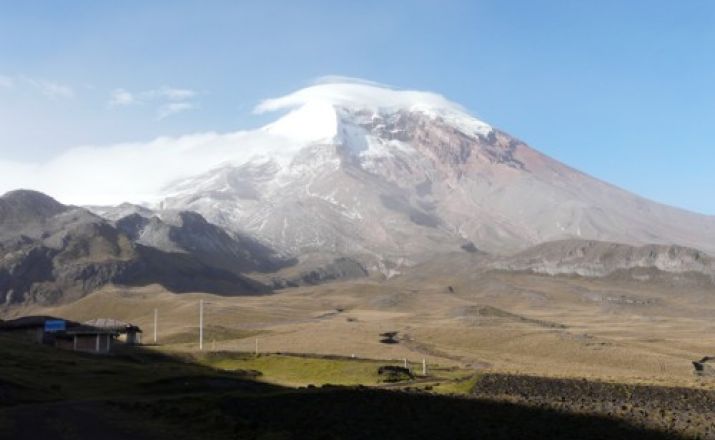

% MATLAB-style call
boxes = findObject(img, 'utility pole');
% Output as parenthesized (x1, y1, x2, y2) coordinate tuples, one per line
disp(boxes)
(199, 299, 204, 351)
(422, 358, 427, 376)
(153, 308, 158, 344)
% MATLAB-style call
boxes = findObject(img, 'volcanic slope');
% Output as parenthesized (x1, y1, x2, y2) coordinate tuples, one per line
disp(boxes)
(153, 81, 715, 273)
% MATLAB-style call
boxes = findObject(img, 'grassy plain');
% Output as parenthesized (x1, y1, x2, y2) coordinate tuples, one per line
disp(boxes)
(18, 265, 715, 388)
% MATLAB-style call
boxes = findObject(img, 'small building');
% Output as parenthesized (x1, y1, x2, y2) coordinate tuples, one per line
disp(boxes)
(0, 315, 143, 354)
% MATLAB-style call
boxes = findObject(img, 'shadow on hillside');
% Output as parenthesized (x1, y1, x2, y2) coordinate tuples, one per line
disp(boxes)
(93, 347, 687, 439)
(128, 385, 683, 440)
(122, 245, 276, 296)
(0, 339, 684, 440)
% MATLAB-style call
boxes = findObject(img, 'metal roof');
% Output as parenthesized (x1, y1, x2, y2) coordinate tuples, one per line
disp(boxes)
(84, 318, 142, 333)
(0, 316, 141, 335)
(0, 316, 80, 330)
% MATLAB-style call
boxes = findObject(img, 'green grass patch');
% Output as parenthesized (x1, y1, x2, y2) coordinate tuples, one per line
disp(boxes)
(202, 352, 398, 387)
(433, 373, 482, 395)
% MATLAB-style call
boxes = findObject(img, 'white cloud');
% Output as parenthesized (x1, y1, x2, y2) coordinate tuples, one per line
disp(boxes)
(152, 86, 196, 101)
(157, 102, 195, 120)
(107, 85, 199, 118)
(313, 75, 394, 88)
(22, 77, 75, 99)
(0, 75, 74, 98)
(255, 81, 465, 115)
(0, 126, 313, 206)
(0, 82, 319, 206)
(108, 88, 137, 106)
(255, 79, 491, 138)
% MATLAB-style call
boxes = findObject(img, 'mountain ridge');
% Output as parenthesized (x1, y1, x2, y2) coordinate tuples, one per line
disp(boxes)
(491, 239, 715, 281)
(0, 190, 277, 306)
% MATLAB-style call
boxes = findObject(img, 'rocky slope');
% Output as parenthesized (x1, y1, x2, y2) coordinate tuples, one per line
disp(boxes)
(0, 190, 273, 306)
(491, 239, 715, 282)
(107, 207, 368, 288)
(114, 210, 292, 274)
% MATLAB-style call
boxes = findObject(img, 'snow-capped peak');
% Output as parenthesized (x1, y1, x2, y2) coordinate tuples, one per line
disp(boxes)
(261, 100, 339, 143)
(255, 81, 466, 114)
(256, 80, 493, 141)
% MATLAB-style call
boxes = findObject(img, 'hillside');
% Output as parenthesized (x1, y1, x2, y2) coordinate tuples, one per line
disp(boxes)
(0, 191, 273, 306)
(491, 239, 715, 282)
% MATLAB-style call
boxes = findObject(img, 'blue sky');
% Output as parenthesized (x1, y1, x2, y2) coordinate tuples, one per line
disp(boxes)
(0, 0, 713, 214)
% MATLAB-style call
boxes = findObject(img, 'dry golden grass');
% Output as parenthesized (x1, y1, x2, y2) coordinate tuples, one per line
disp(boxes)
(18, 268, 715, 390)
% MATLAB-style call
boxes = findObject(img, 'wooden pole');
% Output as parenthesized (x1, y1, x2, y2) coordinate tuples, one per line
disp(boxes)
(422, 358, 427, 375)
(199, 300, 204, 351)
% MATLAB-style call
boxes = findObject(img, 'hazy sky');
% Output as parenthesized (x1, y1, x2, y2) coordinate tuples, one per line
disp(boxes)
(0, 1, 713, 213)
